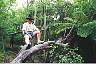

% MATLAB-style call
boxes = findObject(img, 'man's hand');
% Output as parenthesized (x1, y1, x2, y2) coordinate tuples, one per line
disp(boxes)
(22, 30, 28, 35)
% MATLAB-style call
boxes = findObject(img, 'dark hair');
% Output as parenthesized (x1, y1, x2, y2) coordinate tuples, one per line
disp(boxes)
(26, 17, 34, 21)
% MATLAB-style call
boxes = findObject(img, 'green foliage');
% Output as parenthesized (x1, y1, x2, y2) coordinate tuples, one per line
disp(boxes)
(72, 11, 89, 24)
(0, 0, 96, 63)
(59, 51, 83, 63)
(47, 0, 96, 39)
(77, 21, 96, 37)
(0, 51, 4, 63)
(49, 22, 73, 37)
(92, 0, 96, 10)
(47, 44, 84, 63)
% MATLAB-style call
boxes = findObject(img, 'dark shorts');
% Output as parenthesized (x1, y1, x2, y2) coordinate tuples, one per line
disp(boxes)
(25, 32, 33, 36)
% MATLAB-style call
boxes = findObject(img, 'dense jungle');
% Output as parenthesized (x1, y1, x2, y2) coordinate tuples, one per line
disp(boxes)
(0, 0, 96, 63)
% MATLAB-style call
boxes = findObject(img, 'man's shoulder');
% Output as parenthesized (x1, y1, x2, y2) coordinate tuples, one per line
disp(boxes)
(23, 22, 28, 25)
(32, 24, 36, 26)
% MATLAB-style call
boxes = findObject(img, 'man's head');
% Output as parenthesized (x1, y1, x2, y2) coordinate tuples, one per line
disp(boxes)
(26, 17, 34, 24)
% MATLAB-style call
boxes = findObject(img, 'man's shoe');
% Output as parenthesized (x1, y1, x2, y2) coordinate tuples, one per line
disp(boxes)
(20, 45, 28, 50)
(29, 42, 31, 45)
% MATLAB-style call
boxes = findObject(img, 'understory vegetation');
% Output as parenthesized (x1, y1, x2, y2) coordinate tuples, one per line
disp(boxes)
(0, 0, 96, 63)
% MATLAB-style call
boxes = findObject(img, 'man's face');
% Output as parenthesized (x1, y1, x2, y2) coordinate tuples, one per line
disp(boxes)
(28, 19, 32, 24)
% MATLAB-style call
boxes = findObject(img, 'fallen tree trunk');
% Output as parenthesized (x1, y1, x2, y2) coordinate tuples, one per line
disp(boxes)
(11, 41, 68, 63)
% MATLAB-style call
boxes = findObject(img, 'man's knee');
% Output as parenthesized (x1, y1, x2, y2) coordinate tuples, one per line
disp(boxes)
(24, 34, 32, 39)
(33, 31, 40, 35)
(36, 30, 40, 33)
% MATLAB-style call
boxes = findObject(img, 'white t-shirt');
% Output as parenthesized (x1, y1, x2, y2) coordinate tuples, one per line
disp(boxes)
(22, 22, 39, 32)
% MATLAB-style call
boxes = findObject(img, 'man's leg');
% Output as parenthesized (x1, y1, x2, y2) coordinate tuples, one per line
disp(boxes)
(33, 31, 42, 43)
(21, 34, 30, 49)
(22, 34, 31, 49)
(24, 34, 30, 45)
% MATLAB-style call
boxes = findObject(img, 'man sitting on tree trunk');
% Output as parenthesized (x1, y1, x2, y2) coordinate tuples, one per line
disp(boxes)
(21, 17, 43, 48)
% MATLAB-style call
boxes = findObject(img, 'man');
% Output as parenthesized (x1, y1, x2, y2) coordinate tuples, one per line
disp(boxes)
(22, 17, 43, 48)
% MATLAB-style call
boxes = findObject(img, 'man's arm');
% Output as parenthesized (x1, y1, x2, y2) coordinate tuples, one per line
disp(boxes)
(33, 24, 40, 32)
(22, 23, 27, 35)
